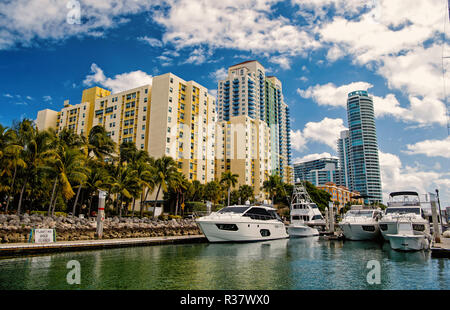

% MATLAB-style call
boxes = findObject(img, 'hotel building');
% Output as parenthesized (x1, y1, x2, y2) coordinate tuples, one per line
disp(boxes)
(337, 90, 382, 204)
(36, 72, 216, 184)
(216, 60, 292, 190)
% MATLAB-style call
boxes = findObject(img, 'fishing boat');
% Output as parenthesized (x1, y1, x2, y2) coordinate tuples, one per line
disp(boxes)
(195, 203, 288, 243)
(287, 181, 325, 237)
(386, 221, 430, 251)
(379, 191, 430, 241)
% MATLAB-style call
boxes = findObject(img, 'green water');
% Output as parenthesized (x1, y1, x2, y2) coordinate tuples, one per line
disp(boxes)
(0, 238, 448, 290)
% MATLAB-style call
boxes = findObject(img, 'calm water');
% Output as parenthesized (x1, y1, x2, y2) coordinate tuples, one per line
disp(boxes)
(0, 238, 448, 290)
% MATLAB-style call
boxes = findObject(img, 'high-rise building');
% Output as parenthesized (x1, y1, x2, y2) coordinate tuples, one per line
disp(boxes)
(216, 60, 292, 186)
(337, 130, 351, 188)
(215, 115, 271, 196)
(293, 157, 341, 186)
(36, 72, 216, 184)
(338, 90, 382, 203)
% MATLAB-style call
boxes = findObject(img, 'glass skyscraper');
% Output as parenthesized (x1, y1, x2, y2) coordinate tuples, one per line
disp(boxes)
(338, 90, 382, 203)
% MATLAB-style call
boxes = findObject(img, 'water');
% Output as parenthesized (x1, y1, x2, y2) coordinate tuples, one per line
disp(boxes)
(0, 238, 448, 290)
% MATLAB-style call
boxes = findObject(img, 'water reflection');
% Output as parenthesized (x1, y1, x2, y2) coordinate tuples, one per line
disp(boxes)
(0, 238, 448, 290)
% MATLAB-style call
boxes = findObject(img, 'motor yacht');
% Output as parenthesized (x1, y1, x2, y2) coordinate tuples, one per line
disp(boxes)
(386, 221, 431, 251)
(339, 206, 382, 241)
(379, 191, 430, 241)
(287, 181, 326, 237)
(195, 204, 289, 242)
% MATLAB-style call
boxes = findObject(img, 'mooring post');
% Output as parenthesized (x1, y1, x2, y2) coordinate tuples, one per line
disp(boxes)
(429, 192, 441, 244)
(328, 202, 334, 233)
(325, 207, 329, 231)
(96, 190, 106, 239)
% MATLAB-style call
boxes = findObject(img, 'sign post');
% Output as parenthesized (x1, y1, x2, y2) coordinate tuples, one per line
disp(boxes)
(96, 190, 107, 239)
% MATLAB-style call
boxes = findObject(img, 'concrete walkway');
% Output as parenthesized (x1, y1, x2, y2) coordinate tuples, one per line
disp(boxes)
(0, 235, 207, 257)
(431, 238, 450, 258)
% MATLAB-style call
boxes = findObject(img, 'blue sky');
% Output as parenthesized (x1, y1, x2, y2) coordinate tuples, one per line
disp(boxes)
(0, 0, 449, 206)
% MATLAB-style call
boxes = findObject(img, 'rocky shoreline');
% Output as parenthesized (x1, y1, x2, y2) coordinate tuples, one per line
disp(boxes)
(0, 214, 202, 243)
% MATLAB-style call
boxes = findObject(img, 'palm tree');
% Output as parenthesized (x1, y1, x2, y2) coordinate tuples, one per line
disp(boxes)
(220, 171, 238, 206)
(86, 125, 116, 161)
(168, 171, 188, 216)
(109, 163, 140, 218)
(0, 128, 26, 212)
(238, 184, 254, 203)
(203, 180, 222, 205)
(151, 156, 177, 219)
(44, 143, 89, 216)
(262, 174, 283, 204)
(15, 120, 53, 214)
(83, 160, 109, 216)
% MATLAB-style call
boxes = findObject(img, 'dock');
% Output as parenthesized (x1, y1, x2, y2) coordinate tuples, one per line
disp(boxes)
(0, 235, 207, 257)
(431, 238, 450, 258)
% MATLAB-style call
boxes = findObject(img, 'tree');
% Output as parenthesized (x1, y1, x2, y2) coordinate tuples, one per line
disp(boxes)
(238, 184, 254, 203)
(151, 156, 177, 219)
(262, 174, 283, 204)
(109, 163, 140, 218)
(220, 171, 238, 206)
(203, 181, 222, 205)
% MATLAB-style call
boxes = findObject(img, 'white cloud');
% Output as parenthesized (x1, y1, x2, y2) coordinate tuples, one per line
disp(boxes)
(0, 0, 159, 50)
(3, 94, 13, 98)
(379, 150, 450, 204)
(291, 117, 347, 151)
(210, 67, 228, 82)
(270, 55, 291, 70)
(293, 152, 337, 164)
(405, 137, 450, 159)
(297, 81, 371, 108)
(43, 95, 52, 102)
(298, 81, 447, 126)
(183, 47, 211, 65)
(290, 129, 307, 152)
(138, 36, 163, 47)
(83, 63, 153, 93)
(154, 0, 319, 59)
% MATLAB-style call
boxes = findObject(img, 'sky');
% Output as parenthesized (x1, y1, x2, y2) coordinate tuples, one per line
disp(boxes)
(0, 0, 449, 206)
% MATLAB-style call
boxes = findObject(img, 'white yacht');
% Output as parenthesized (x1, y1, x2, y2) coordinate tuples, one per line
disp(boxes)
(379, 191, 430, 241)
(195, 204, 288, 243)
(287, 182, 326, 237)
(339, 206, 382, 241)
(386, 221, 430, 251)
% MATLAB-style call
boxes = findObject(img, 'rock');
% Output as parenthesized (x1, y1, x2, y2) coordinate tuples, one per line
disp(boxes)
(443, 230, 450, 238)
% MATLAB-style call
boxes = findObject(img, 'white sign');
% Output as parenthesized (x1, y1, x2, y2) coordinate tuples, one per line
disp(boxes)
(34, 229, 55, 243)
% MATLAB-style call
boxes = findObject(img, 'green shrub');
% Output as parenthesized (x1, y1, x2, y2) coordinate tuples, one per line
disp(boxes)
(168, 215, 182, 220)
(185, 201, 206, 212)
(30, 211, 67, 217)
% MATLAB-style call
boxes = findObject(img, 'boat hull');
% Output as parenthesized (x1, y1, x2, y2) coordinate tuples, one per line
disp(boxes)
(379, 221, 429, 241)
(339, 223, 380, 241)
(386, 234, 428, 251)
(287, 224, 319, 237)
(196, 220, 289, 243)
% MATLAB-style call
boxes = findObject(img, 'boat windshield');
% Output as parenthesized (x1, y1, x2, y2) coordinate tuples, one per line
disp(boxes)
(346, 210, 373, 218)
(385, 207, 421, 215)
(217, 206, 249, 214)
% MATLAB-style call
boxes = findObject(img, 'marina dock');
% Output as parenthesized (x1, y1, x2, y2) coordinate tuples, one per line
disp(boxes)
(431, 238, 450, 258)
(0, 235, 207, 257)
